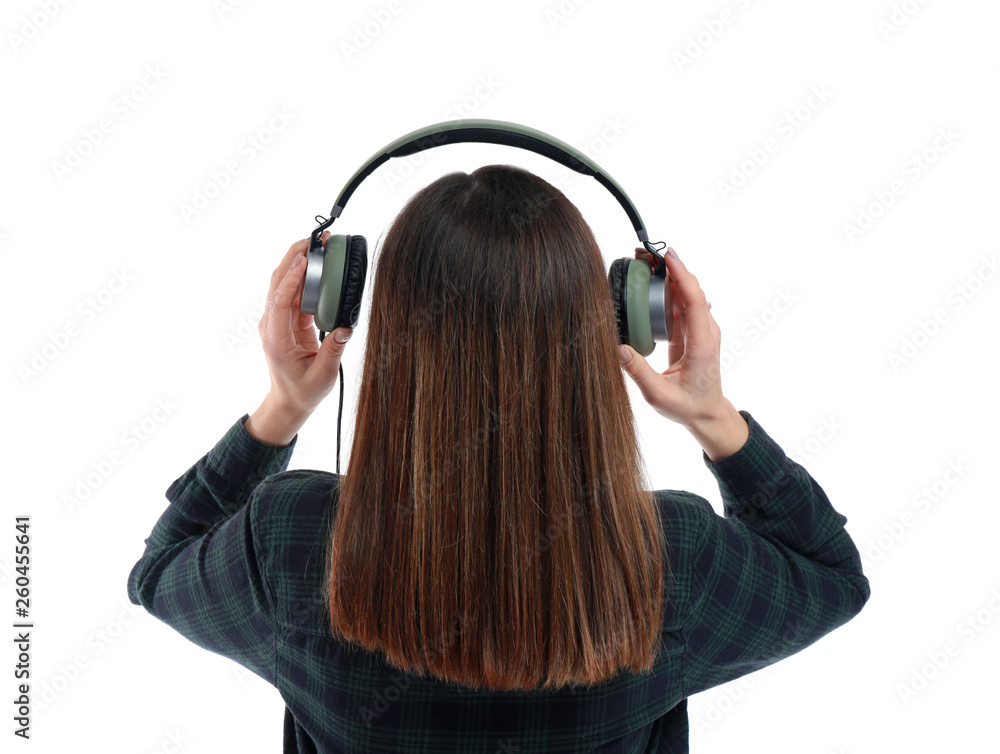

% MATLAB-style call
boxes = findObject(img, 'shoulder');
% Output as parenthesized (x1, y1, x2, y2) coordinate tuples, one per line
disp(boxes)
(652, 489, 718, 631)
(252, 469, 341, 529)
(249, 469, 341, 630)
(654, 489, 716, 539)
(654, 488, 719, 568)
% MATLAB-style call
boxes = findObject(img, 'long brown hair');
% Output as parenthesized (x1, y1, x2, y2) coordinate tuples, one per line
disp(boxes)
(324, 164, 668, 692)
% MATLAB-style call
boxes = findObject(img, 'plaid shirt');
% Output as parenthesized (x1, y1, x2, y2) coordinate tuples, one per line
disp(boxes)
(127, 409, 870, 753)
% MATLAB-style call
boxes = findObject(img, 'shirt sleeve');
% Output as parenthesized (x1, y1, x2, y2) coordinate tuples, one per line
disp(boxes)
(679, 410, 871, 697)
(126, 414, 296, 685)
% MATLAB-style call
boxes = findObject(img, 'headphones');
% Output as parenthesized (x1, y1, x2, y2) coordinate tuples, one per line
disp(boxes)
(297, 119, 673, 473)
(300, 118, 673, 353)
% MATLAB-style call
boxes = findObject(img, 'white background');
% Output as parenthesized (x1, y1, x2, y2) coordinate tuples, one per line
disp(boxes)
(3, 0, 999, 751)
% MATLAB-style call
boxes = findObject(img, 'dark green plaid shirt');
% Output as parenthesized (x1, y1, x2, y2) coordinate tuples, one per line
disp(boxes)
(127, 409, 870, 753)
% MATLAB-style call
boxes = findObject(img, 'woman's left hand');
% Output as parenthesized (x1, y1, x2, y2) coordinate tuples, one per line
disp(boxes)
(257, 232, 354, 418)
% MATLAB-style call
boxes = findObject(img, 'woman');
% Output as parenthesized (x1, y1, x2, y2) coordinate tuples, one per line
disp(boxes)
(127, 164, 870, 753)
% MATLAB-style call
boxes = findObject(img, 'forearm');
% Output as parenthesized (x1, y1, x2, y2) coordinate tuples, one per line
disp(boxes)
(686, 399, 750, 462)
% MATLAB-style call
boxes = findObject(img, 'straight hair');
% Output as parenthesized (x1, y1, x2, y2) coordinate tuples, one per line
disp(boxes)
(323, 164, 668, 692)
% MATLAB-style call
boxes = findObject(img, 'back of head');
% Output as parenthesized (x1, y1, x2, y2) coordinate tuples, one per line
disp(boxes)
(324, 163, 667, 692)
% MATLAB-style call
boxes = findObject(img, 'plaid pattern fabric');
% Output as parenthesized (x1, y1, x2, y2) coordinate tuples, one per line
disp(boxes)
(127, 409, 870, 753)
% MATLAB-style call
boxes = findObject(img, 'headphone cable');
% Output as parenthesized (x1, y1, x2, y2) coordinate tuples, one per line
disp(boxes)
(336, 363, 344, 477)
(319, 329, 345, 477)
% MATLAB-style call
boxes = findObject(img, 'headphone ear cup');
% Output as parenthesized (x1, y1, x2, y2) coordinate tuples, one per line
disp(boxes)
(607, 257, 655, 357)
(338, 235, 368, 329)
(314, 234, 368, 332)
(608, 257, 631, 345)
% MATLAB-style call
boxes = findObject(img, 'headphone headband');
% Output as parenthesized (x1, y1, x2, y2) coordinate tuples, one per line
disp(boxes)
(309, 118, 667, 267)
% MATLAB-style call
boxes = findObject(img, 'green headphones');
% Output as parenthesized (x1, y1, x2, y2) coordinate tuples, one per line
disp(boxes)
(299, 118, 672, 357)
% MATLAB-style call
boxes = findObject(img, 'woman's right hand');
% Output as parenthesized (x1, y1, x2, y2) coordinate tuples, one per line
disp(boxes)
(618, 247, 730, 429)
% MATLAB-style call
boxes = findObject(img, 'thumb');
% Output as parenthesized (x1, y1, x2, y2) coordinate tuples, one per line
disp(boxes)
(618, 344, 656, 397)
(321, 327, 353, 361)
(307, 327, 352, 391)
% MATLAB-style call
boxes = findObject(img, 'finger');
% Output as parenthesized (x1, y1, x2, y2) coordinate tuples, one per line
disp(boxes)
(618, 343, 665, 407)
(267, 238, 310, 304)
(263, 231, 332, 334)
(634, 247, 657, 267)
(662, 248, 715, 359)
(294, 230, 332, 343)
(292, 308, 320, 351)
(265, 252, 308, 353)
(667, 279, 685, 367)
(290, 302, 320, 352)
(309, 327, 353, 385)
(290, 280, 320, 350)
(633, 248, 684, 367)
(262, 238, 308, 333)
(267, 232, 331, 307)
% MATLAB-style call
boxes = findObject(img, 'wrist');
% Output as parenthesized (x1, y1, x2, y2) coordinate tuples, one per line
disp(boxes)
(686, 400, 749, 462)
(245, 393, 312, 447)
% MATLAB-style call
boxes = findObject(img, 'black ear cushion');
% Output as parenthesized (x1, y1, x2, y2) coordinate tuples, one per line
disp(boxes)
(607, 257, 630, 345)
(337, 235, 368, 329)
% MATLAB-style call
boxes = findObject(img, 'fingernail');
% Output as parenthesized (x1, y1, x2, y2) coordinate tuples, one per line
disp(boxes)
(334, 329, 352, 343)
(666, 247, 680, 261)
(618, 345, 632, 363)
(292, 254, 303, 268)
